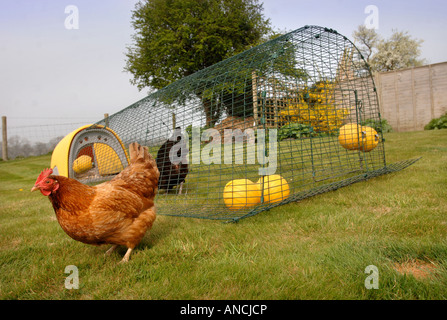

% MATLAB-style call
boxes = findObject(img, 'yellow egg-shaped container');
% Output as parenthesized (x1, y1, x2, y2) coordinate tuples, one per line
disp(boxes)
(73, 155, 93, 174)
(223, 179, 261, 210)
(257, 175, 290, 204)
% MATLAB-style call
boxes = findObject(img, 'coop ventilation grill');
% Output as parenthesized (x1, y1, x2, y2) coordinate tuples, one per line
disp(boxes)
(74, 25, 419, 222)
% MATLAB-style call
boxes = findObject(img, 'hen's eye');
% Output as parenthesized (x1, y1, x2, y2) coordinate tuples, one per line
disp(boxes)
(46, 180, 50, 184)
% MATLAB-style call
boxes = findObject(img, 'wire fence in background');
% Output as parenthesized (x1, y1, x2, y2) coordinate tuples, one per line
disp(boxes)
(1, 118, 99, 160)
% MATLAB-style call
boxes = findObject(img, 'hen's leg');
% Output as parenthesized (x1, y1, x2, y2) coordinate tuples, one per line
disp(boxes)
(105, 244, 118, 256)
(120, 248, 133, 263)
(177, 182, 183, 194)
(119, 206, 156, 263)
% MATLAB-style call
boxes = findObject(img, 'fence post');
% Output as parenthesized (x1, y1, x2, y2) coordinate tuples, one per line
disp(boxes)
(104, 113, 109, 127)
(2, 116, 8, 161)
(172, 112, 176, 129)
(252, 71, 259, 126)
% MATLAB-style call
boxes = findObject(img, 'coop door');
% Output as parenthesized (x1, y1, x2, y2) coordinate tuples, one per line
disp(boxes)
(309, 88, 365, 183)
(93, 143, 124, 176)
(69, 127, 129, 183)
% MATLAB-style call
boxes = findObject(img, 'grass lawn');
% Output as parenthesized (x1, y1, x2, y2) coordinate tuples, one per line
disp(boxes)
(0, 129, 446, 300)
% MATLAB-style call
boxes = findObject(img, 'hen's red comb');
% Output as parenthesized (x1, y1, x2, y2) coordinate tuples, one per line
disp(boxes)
(35, 168, 53, 184)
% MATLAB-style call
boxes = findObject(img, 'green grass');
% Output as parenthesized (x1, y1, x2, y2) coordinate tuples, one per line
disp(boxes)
(1, 130, 446, 299)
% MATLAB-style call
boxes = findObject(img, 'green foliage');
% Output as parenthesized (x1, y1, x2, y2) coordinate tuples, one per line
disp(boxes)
(361, 118, 393, 133)
(277, 123, 314, 141)
(125, 0, 272, 91)
(424, 112, 447, 130)
(125, 0, 276, 127)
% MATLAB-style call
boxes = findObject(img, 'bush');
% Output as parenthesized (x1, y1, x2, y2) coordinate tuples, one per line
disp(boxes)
(279, 80, 350, 134)
(277, 123, 314, 141)
(424, 112, 447, 130)
(361, 118, 393, 133)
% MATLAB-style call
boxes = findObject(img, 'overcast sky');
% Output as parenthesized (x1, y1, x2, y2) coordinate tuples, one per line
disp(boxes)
(1, 0, 446, 129)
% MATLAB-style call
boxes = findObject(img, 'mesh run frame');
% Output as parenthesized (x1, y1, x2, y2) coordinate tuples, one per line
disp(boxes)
(69, 25, 417, 221)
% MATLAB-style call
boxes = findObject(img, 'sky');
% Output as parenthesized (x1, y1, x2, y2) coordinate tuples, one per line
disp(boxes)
(0, 0, 446, 130)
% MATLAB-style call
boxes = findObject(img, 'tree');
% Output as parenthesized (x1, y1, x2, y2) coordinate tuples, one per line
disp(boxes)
(352, 26, 425, 73)
(125, 0, 272, 91)
(352, 25, 379, 64)
(370, 29, 426, 72)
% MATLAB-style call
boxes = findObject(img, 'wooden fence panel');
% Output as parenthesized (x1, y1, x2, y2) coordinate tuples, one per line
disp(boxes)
(375, 61, 447, 132)
(376, 72, 399, 130)
(397, 69, 414, 131)
(431, 63, 447, 120)
(413, 67, 432, 130)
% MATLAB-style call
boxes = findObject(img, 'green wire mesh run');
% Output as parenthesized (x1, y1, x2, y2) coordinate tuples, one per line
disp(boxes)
(68, 25, 418, 222)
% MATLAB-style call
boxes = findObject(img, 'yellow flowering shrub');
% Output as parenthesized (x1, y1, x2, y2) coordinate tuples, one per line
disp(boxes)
(280, 81, 350, 134)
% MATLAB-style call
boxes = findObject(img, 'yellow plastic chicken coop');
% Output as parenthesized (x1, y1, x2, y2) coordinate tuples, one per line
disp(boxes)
(51, 124, 129, 183)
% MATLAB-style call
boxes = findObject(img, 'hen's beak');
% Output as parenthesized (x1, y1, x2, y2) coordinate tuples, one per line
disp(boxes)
(31, 186, 39, 192)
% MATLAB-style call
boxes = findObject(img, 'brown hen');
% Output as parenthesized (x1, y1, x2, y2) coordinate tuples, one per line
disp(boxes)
(31, 142, 159, 262)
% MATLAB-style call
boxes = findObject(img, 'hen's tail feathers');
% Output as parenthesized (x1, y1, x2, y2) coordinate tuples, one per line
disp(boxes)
(128, 142, 157, 170)
(129, 142, 139, 163)
(129, 142, 148, 163)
